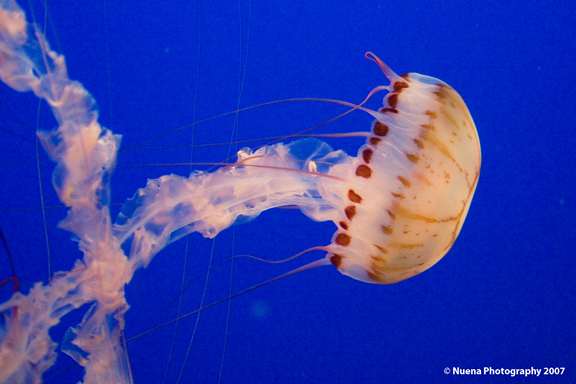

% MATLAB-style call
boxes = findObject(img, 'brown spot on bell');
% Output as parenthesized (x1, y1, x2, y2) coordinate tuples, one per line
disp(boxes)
(345, 205, 356, 220)
(335, 233, 351, 246)
(373, 122, 389, 137)
(330, 254, 343, 268)
(356, 165, 372, 178)
(348, 189, 362, 203)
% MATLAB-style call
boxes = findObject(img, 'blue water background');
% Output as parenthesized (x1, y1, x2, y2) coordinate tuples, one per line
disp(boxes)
(0, 0, 574, 383)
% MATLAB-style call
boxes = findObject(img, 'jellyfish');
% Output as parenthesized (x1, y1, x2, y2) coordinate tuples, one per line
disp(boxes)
(0, 0, 480, 383)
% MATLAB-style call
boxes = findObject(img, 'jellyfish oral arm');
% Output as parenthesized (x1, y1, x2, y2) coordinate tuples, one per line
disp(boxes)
(113, 139, 350, 271)
(0, 3, 351, 381)
(1, 3, 129, 383)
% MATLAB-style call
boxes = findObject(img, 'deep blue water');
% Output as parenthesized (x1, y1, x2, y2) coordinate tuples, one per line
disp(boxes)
(0, 0, 575, 383)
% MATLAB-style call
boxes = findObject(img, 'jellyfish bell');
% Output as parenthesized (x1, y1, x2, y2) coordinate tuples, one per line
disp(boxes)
(324, 52, 481, 284)
(0, 0, 480, 382)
